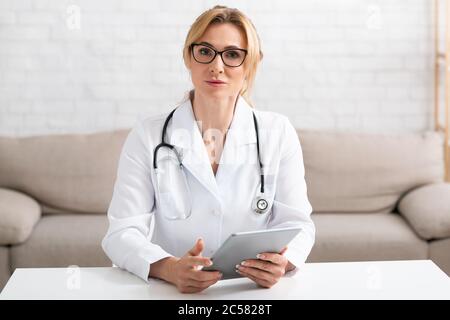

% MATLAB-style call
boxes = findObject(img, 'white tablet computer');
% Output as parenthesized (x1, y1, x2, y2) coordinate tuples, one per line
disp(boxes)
(203, 226, 302, 280)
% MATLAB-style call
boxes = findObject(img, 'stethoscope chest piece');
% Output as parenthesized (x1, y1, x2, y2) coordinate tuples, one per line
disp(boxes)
(155, 106, 270, 219)
(253, 196, 269, 215)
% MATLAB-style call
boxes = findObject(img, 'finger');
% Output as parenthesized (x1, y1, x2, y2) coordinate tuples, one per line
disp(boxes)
(257, 252, 287, 265)
(179, 286, 204, 294)
(280, 246, 288, 255)
(189, 270, 222, 282)
(237, 265, 275, 283)
(188, 238, 204, 256)
(186, 278, 220, 289)
(186, 256, 213, 268)
(236, 269, 273, 288)
(240, 259, 279, 274)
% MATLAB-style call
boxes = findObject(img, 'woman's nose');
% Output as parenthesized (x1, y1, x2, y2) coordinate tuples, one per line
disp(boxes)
(209, 55, 224, 75)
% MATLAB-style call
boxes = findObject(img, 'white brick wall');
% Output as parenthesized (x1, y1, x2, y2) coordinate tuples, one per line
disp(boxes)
(0, 0, 437, 136)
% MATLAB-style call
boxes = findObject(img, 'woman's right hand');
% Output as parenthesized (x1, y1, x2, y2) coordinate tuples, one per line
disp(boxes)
(168, 238, 222, 293)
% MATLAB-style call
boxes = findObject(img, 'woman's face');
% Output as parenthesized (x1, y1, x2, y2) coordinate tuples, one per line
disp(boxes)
(187, 23, 247, 101)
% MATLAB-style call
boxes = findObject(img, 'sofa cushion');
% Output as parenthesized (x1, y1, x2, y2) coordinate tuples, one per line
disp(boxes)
(298, 130, 444, 214)
(0, 130, 129, 214)
(0, 188, 41, 245)
(398, 182, 450, 240)
(10, 215, 111, 269)
(307, 213, 428, 262)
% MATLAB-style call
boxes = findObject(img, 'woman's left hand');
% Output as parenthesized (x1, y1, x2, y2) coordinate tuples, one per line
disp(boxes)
(236, 247, 292, 288)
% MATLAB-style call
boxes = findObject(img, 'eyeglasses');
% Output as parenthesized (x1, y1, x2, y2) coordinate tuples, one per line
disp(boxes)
(190, 43, 248, 67)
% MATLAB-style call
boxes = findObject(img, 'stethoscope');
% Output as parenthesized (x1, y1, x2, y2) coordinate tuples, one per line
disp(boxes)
(153, 107, 270, 215)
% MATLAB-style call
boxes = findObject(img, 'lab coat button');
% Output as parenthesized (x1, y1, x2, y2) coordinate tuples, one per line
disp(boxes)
(212, 209, 220, 216)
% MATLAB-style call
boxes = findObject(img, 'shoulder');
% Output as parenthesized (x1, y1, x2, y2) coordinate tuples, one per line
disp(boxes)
(125, 112, 170, 150)
(253, 109, 288, 127)
(253, 109, 301, 159)
(253, 109, 297, 139)
(140, 112, 169, 129)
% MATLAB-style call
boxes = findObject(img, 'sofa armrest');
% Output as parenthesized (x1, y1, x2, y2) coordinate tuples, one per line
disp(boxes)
(398, 182, 450, 240)
(0, 188, 41, 245)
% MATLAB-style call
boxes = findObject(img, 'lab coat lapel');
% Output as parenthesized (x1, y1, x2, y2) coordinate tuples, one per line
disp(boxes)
(168, 96, 257, 202)
(215, 97, 257, 184)
(224, 96, 257, 147)
(169, 99, 221, 202)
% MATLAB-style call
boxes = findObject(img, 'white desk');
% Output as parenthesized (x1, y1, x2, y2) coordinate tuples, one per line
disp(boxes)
(1, 260, 449, 300)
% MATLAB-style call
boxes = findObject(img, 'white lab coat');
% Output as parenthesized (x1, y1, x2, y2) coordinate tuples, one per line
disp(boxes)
(102, 95, 315, 282)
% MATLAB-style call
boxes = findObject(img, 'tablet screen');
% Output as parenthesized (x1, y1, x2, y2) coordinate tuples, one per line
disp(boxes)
(203, 226, 302, 280)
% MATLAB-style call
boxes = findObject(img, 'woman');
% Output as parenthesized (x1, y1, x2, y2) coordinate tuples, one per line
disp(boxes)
(102, 5, 315, 294)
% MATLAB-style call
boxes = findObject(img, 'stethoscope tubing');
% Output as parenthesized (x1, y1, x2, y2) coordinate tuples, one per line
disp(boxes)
(153, 106, 267, 214)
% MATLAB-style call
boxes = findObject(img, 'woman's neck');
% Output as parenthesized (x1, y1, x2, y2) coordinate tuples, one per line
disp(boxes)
(191, 91, 238, 136)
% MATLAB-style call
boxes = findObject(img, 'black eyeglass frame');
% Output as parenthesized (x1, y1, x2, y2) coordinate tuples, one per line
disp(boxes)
(190, 43, 248, 67)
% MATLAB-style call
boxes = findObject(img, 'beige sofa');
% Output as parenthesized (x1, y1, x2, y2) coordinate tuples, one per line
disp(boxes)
(1, 128, 449, 291)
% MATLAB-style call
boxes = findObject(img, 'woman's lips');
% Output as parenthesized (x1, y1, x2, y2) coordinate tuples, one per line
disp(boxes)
(205, 81, 226, 87)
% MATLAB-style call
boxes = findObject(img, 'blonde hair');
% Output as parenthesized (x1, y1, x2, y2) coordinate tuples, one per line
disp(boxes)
(183, 5, 263, 106)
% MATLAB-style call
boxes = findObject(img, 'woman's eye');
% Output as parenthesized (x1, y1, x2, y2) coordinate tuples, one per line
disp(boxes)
(225, 50, 241, 59)
(199, 48, 213, 56)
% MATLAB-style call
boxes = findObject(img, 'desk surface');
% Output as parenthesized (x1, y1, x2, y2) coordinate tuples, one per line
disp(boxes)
(1, 260, 449, 300)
